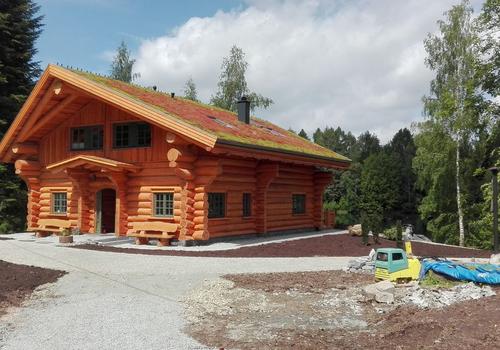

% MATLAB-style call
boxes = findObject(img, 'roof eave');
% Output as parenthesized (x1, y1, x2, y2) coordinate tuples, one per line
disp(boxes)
(214, 139, 351, 169)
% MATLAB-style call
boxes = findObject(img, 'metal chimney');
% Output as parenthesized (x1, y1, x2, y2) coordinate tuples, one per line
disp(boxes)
(237, 96, 250, 124)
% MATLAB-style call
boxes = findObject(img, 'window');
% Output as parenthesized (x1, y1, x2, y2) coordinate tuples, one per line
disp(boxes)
(208, 193, 226, 218)
(242, 193, 252, 217)
(377, 252, 388, 262)
(113, 122, 151, 148)
(71, 126, 103, 150)
(153, 193, 174, 217)
(392, 253, 404, 261)
(52, 193, 67, 214)
(292, 194, 306, 214)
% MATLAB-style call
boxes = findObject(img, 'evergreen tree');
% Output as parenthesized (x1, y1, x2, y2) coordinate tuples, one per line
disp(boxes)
(385, 128, 418, 222)
(0, 0, 43, 233)
(355, 131, 381, 163)
(110, 41, 139, 83)
(421, 0, 487, 246)
(211, 45, 273, 113)
(298, 129, 309, 140)
(183, 77, 198, 102)
(360, 152, 400, 233)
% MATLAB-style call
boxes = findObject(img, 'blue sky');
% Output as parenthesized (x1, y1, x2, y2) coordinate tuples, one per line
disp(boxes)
(36, 0, 244, 74)
(34, 1, 486, 142)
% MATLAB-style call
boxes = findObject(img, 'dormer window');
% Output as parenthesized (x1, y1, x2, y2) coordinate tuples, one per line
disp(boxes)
(71, 126, 103, 150)
(113, 122, 151, 148)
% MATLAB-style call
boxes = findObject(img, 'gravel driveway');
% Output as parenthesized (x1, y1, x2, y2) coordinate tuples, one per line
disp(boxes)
(0, 239, 350, 350)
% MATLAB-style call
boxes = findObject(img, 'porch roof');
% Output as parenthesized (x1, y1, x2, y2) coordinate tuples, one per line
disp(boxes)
(46, 155, 139, 174)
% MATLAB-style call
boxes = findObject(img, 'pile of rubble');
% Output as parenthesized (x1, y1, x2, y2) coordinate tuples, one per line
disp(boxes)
(345, 249, 376, 274)
(401, 282, 496, 308)
(362, 280, 496, 308)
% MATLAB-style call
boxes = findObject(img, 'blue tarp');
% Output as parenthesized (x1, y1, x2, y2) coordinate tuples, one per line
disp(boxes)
(421, 260, 500, 285)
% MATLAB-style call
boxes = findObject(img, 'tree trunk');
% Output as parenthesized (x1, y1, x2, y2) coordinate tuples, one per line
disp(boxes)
(456, 143, 465, 247)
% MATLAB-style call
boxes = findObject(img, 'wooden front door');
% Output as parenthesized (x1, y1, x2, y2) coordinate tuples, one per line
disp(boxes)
(96, 189, 116, 234)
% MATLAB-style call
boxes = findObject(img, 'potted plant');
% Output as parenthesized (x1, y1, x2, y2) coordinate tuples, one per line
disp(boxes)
(59, 228, 73, 244)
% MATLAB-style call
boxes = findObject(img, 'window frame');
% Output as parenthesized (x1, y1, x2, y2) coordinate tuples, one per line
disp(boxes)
(70, 125, 104, 151)
(112, 122, 152, 149)
(51, 192, 68, 215)
(242, 192, 252, 217)
(208, 192, 226, 219)
(152, 192, 174, 218)
(292, 193, 306, 215)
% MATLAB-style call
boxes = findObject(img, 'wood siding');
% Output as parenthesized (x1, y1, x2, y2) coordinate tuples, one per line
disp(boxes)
(15, 98, 332, 241)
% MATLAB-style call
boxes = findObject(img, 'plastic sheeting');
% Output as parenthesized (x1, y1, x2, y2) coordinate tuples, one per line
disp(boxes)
(421, 260, 500, 285)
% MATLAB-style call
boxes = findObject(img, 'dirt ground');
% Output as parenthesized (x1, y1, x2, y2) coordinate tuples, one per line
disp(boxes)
(183, 271, 499, 350)
(0, 260, 66, 317)
(73, 234, 492, 258)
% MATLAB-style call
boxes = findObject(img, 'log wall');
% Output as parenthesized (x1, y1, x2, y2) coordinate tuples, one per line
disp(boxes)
(18, 99, 333, 240)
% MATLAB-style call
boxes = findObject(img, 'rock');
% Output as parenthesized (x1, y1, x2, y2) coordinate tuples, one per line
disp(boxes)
(490, 253, 500, 265)
(364, 281, 395, 303)
(368, 249, 376, 261)
(375, 291, 394, 304)
(348, 224, 362, 237)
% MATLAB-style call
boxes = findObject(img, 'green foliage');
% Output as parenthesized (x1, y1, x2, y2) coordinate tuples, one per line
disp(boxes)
(110, 41, 139, 83)
(0, 0, 41, 233)
(211, 45, 273, 113)
(360, 152, 400, 233)
(477, 0, 500, 98)
(183, 77, 198, 102)
(420, 270, 463, 289)
(396, 220, 404, 249)
(298, 129, 309, 140)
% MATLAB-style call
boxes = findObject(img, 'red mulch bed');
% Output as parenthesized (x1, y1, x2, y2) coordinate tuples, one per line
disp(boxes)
(71, 234, 492, 258)
(0, 260, 66, 317)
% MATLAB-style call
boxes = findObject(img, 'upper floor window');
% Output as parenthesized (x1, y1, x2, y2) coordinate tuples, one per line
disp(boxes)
(242, 193, 252, 217)
(292, 194, 306, 215)
(52, 192, 67, 214)
(71, 126, 103, 150)
(113, 122, 151, 148)
(153, 192, 174, 217)
(208, 192, 226, 218)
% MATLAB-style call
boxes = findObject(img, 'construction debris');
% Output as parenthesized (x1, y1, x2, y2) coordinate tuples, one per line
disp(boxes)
(363, 280, 395, 304)
(490, 253, 500, 264)
(400, 282, 496, 309)
(345, 249, 376, 274)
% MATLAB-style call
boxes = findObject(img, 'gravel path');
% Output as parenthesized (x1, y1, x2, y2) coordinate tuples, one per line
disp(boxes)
(0, 239, 350, 350)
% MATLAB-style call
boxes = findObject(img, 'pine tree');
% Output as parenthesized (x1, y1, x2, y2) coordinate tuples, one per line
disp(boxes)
(0, 0, 43, 233)
(211, 45, 273, 113)
(298, 129, 309, 140)
(183, 77, 198, 102)
(110, 41, 139, 83)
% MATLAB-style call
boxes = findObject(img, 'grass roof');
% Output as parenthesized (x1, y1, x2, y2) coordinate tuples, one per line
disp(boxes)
(70, 68, 350, 162)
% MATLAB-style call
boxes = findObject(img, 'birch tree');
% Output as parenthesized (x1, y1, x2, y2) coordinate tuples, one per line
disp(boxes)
(423, 1, 480, 246)
(183, 77, 199, 102)
(110, 41, 140, 83)
(211, 45, 273, 113)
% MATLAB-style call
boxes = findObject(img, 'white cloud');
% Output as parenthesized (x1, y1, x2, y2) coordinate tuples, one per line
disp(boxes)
(133, 0, 484, 143)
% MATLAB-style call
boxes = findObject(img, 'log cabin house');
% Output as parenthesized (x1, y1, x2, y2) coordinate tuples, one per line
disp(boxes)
(0, 64, 350, 244)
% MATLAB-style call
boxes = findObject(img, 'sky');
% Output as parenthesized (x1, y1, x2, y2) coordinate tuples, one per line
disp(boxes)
(35, 0, 485, 143)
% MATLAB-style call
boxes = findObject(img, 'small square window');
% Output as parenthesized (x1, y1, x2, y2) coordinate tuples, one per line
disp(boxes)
(242, 193, 252, 217)
(52, 192, 67, 214)
(208, 193, 226, 218)
(153, 193, 174, 217)
(292, 194, 306, 215)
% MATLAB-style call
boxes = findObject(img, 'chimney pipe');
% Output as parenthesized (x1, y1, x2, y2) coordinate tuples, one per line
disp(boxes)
(237, 96, 250, 124)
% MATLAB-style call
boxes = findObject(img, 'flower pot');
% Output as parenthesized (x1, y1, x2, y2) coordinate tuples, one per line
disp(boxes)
(59, 235, 73, 244)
